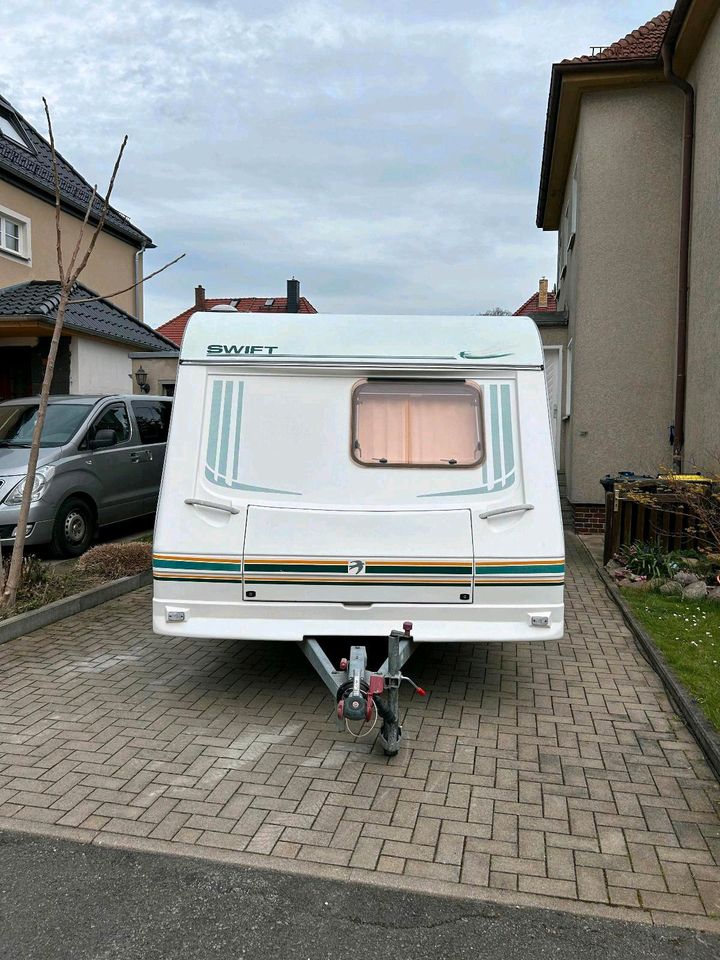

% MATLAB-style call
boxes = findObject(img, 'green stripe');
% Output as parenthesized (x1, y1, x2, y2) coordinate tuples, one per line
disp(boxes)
(218, 380, 233, 481)
(500, 383, 514, 477)
(243, 562, 472, 575)
(154, 558, 242, 572)
(490, 384, 501, 484)
(206, 379, 223, 475)
(232, 381, 244, 483)
(245, 579, 472, 587)
(476, 563, 564, 575)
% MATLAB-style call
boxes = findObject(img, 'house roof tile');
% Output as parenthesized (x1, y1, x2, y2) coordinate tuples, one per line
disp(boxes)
(0, 280, 176, 351)
(0, 93, 152, 248)
(563, 11, 672, 64)
(157, 296, 318, 346)
(513, 289, 558, 315)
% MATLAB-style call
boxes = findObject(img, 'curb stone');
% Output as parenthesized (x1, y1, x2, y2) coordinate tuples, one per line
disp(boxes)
(579, 538, 720, 784)
(0, 570, 152, 645)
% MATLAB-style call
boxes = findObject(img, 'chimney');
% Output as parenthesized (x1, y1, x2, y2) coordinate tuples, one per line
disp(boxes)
(287, 277, 300, 314)
(194, 285, 206, 310)
(538, 277, 548, 309)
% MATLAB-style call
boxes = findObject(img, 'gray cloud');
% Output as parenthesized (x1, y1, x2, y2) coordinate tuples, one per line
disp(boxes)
(2, 1, 663, 322)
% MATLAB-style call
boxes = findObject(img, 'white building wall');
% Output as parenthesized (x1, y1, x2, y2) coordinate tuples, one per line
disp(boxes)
(69, 337, 132, 395)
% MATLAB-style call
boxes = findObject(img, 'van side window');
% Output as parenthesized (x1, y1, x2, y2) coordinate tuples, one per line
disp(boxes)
(351, 380, 483, 467)
(132, 400, 171, 444)
(89, 402, 130, 445)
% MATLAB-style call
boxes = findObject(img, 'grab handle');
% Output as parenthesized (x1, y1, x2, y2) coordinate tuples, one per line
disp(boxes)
(478, 503, 534, 520)
(184, 498, 239, 515)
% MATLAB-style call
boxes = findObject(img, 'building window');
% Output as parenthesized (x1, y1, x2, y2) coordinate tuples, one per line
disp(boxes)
(0, 113, 27, 148)
(567, 157, 578, 251)
(557, 157, 578, 290)
(0, 206, 31, 262)
(565, 338, 573, 417)
(158, 381, 176, 397)
(351, 380, 483, 467)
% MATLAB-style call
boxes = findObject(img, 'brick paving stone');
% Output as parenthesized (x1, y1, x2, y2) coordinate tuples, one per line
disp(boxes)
(1, 533, 720, 928)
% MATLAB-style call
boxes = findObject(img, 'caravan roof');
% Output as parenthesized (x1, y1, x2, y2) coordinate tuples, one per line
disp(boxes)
(179, 313, 543, 369)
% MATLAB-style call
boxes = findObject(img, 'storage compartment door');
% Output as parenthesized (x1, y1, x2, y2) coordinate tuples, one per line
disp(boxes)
(243, 507, 474, 604)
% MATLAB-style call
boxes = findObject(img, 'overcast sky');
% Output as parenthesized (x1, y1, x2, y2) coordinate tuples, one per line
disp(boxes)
(3, 1, 663, 325)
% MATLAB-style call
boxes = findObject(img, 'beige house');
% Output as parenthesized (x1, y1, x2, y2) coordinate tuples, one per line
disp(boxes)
(0, 92, 171, 398)
(537, 0, 720, 532)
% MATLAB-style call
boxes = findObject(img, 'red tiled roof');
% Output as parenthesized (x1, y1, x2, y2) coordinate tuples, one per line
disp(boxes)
(513, 289, 558, 316)
(563, 11, 672, 64)
(157, 296, 318, 346)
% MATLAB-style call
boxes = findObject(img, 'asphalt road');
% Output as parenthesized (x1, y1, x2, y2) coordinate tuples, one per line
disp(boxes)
(1, 832, 718, 960)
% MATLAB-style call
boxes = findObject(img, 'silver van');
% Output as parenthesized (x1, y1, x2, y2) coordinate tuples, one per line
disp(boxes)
(0, 395, 172, 556)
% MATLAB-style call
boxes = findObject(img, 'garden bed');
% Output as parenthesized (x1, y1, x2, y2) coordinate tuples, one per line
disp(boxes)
(0, 541, 152, 622)
(621, 588, 720, 732)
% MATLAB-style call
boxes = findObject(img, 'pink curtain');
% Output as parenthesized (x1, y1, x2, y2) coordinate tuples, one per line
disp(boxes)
(354, 382, 481, 465)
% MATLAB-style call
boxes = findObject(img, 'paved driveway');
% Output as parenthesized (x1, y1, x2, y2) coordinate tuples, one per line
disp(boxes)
(0, 534, 719, 931)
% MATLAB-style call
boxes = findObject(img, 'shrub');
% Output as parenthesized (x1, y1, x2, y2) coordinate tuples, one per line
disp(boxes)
(78, 541, 152, 579)
(619, 541, 671, 580)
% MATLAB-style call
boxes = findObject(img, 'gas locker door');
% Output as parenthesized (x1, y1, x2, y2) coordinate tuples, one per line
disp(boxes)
(242, 507, 474, 604)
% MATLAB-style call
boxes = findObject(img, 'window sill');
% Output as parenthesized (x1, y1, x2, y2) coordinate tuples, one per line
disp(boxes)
(0, 247, 31, 265)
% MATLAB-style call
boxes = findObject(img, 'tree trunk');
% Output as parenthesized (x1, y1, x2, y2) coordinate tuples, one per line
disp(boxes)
(1, 288, 70, 610)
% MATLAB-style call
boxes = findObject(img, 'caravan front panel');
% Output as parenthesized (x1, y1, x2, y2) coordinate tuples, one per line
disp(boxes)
(153, 314, 565, 644)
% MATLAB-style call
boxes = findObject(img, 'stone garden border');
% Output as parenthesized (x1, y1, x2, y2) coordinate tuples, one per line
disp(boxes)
(0, 571, 152, 646)
(581, 539, 720, 784)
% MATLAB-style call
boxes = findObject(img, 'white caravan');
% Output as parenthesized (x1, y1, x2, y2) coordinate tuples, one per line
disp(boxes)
(153, 313, 564, 752)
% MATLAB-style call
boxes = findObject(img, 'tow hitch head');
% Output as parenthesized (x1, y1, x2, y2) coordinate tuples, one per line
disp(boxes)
(299, 622, 425, 756)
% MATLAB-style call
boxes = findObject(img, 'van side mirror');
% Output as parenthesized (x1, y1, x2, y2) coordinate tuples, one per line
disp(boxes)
(89, 428, 117, 450)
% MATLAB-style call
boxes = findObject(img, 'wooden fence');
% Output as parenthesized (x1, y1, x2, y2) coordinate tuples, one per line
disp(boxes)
(603, 482, 697, 564)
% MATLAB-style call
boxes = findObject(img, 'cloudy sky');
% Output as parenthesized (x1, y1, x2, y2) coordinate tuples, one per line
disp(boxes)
(2, 1, 663, 324)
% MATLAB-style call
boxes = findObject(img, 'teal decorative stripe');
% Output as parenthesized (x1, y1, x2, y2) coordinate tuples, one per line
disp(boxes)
(245, 578, 471, 587)
(154, 558, 242, 572)
(476, 563, 565, 575)
(204, 378, 301, 495)
(244, 562, 472, 575)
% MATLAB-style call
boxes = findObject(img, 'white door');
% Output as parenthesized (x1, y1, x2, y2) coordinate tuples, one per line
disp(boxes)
(543, 347, 561, 465)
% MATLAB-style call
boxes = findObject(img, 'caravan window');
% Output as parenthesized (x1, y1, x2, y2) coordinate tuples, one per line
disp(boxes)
(351, 380, 483, 467)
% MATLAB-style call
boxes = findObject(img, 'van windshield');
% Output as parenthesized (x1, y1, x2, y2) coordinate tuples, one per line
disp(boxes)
(0, 404, 92, 448)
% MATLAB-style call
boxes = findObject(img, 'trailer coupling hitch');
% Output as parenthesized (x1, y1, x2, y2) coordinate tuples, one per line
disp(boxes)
(335, 622, 425, 756)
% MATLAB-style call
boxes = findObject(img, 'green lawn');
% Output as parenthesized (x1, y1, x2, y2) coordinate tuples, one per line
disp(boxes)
(621, 589, 720, 732)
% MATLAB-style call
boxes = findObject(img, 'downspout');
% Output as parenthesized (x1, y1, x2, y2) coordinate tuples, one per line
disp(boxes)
(134, 243, 148, 320)
(660, 40, 694, 473)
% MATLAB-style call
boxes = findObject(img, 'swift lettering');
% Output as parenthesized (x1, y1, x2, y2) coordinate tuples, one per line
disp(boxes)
(207, 344, 279, 356)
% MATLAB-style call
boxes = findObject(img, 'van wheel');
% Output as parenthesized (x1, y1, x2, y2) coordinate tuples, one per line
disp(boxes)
(50, 498, 94, 558)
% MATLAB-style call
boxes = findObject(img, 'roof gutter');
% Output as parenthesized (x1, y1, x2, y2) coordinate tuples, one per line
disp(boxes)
(660, 39, 695, 473)
(536, 58, 659, 228)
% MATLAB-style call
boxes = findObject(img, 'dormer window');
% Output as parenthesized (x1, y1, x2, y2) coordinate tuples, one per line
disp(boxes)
(0, 112, 27, 147)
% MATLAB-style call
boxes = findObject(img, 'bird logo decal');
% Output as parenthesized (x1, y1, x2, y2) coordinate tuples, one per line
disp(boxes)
(347, 560, 366, 576)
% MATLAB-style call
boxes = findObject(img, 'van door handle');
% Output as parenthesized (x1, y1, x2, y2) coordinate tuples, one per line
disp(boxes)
(478, 503, 534, 519)
(184, 498, 240, 515)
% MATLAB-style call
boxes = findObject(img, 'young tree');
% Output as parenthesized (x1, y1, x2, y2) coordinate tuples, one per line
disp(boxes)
(0, 100, 183, 611)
